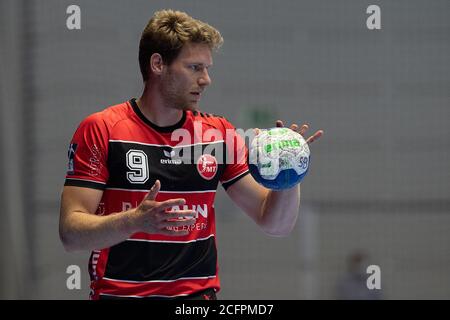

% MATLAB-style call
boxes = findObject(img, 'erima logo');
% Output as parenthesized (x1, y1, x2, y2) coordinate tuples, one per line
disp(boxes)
(164, 149, 175, 158)
(161, 148, 182, 165)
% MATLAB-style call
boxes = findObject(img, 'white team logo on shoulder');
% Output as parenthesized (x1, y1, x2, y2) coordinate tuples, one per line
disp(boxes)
(196, 154, 218, 180)
(67, 143, 78, 175)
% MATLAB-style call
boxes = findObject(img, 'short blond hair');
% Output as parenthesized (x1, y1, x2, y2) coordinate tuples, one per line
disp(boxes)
(139, 9, 223, 81)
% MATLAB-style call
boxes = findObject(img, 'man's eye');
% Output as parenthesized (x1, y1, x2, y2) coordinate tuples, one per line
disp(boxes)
(189, 65, 200, 71)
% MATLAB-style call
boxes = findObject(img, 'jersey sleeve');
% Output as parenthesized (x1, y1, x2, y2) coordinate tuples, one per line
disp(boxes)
(219, 118, 250, 190)
(64, 112, 109, 190)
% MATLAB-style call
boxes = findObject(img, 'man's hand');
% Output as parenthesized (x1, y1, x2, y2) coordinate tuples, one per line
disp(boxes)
(254, 120, 323, 144)
(131, 180, 197, 236)
(275, 120, 323, 144)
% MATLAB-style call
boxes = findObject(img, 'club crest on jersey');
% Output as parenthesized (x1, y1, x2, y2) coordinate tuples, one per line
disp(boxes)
(196, 154, 217, 180)
(67, 143, 78, 175)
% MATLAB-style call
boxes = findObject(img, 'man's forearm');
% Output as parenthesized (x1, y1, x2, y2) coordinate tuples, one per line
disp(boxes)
(60, 209, 135, 252)
(259, 184, 301, 236)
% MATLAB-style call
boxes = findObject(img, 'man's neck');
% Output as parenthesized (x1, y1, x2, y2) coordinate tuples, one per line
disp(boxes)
(136, 85, 184, 128)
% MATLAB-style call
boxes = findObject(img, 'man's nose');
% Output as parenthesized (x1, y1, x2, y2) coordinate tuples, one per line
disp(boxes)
(198, 69, 211, 87)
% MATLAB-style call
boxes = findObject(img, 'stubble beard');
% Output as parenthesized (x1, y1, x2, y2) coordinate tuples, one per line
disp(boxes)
(161, 73, 198, 111)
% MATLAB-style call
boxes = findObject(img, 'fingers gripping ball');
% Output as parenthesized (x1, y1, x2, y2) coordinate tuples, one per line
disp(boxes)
(249, 127, 310, 190)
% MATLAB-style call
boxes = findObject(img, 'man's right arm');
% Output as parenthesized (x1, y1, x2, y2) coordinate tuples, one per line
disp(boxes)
(59, 180, 197, 252)
(59, 186, 135, 252)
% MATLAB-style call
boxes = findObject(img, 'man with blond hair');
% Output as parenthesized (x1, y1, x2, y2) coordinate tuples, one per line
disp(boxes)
(59, 9, 322, 300)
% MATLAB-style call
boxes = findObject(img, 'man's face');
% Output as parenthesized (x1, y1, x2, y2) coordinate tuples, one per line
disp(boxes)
(160, 42, 213, 111)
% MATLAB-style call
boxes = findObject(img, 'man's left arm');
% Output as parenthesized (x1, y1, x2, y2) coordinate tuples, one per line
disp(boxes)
(226, 174, 300, 236)
(226, 121, 323, 237)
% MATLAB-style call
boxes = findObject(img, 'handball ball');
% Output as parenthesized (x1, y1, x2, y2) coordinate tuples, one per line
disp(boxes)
(249, 127, 310, 190)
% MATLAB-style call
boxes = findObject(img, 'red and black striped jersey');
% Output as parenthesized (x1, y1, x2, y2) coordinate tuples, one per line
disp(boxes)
(64, 98, 249, 299)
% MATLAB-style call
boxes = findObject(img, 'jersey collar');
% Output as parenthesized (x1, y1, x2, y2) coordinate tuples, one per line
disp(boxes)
(129, 98, 187, 133)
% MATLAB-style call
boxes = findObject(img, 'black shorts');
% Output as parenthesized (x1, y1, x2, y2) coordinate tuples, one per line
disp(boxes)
(182, 288, 217, 300)
(99, 288, 217, 300)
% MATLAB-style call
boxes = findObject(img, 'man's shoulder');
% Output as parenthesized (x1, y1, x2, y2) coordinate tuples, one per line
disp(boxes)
(191, 110, 226, 120)
(189, 110, 236, 130)
(80, 100, 132, 129)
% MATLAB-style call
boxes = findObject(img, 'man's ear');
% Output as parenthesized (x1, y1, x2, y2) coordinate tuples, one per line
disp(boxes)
(150, 53, 164, 75)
